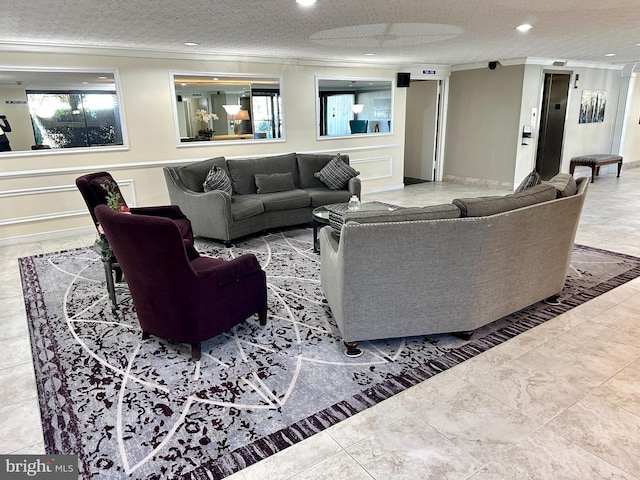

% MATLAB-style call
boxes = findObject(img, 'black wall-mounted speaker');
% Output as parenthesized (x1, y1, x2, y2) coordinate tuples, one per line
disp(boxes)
(397, 72, 411, 87)
(488, 61, 498, 70)
(176, 94, 183, 102)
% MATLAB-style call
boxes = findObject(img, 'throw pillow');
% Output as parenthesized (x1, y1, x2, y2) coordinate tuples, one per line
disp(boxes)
(515, 170, 541, 192)
(203, 165, 233, 195)
(543, 173, 577, 198)
(254, 172, 295, 194)
(314, 153, 360, 190)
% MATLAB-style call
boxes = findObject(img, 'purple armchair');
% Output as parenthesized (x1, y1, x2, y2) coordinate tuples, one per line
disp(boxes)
(76, 171, 194, 308)
(95, 204, 268, 360)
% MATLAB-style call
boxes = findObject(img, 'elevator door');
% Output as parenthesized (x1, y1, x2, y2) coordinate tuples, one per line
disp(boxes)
(536, 73, 571, 180)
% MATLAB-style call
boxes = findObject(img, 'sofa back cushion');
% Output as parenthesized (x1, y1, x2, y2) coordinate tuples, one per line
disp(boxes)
(329, 203, 460, 236)
(453, 183, 557, 217)
(174, 156, 227, 193)
(255, 172, 296, 194)
(227, 153, 298, 194)
(297, 153, 350, 189)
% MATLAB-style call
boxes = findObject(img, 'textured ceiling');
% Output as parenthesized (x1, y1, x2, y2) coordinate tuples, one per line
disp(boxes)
(1, 0, 639, 68)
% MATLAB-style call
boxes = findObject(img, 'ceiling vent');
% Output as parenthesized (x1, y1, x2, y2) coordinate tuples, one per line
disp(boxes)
(553, 60, 567, 66)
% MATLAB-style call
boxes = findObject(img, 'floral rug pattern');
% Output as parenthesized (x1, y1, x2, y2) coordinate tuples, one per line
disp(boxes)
(19, 228, 640, 479)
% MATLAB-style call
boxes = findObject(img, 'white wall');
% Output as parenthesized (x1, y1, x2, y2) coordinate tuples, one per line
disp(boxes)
(443, 64, 524, 188)
(448, 60, 627, 190)
(0, 51, 407, 242)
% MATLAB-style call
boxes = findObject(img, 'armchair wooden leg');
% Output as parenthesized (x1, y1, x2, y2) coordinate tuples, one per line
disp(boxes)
(103, 259, 117, 310)
(258, 305, 268, 326)
(191, 342, 201, 361)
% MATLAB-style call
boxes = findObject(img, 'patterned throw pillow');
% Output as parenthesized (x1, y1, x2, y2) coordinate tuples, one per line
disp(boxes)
(515, 170, 541, 192)
(203, 165, 233, 195)
(314, 153, 360, 190)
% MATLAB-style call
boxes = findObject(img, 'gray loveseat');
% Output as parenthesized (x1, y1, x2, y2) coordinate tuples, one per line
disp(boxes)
(319, 175, 589, 355)
(164, 153, 360, 244)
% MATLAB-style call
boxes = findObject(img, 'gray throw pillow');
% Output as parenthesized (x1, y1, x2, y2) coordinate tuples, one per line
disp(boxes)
(255, 172, 295, 194)
(544, 173, 577, 198)
(515, 170, 541, 192)
(203, 165, 233, 195)
(314, 153, 360, 190)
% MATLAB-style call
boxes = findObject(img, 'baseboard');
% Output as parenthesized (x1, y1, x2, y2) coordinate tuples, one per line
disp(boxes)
(442, 175, 513, 190)
(362, 183, 405, 194)
(0, 226, 94, 247)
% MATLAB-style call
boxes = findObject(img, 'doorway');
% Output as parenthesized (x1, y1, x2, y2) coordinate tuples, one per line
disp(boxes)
(404, 80, 439, 183)
(536, 73, 571, 180)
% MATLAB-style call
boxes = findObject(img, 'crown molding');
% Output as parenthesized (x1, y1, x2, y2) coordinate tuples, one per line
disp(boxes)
(451, 57, 628, 72)
(0, 41, 409, 71)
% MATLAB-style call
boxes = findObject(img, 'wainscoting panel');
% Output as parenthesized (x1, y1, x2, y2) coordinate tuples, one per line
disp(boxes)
(0, 180, 136, 227)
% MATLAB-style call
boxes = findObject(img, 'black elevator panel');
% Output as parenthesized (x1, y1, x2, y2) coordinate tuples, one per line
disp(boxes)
(536, 73, 571, 180)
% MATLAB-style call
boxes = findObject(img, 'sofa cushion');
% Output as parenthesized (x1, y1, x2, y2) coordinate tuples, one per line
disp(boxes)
(242, 190, 310, 213)
(544, 173, 577, 198)
(305, 187, 353, 207)
(453, 183, 557, 217)
(328, 203, 460, 237)
(314, 153, 360, 190)
(297, 153, 350, 189)
(255, 172, 295, 194)
(515, 170, 541, 192)
(227, 153, 298, 195)
(203, 165, 233, 195)
(229, 196, 265, 221)
(175, 156, 227, 193)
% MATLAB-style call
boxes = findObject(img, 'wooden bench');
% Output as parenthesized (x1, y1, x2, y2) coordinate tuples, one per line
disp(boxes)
(569, 154, 623, 183)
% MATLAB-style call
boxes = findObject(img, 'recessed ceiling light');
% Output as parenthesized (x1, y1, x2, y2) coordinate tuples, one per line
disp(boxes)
(605, 53, 616, 57)
(296, 0, 316, 6)
(516, 24, 532, 33)
(184, 42, 199, 46)
(363, 53, 376, 56)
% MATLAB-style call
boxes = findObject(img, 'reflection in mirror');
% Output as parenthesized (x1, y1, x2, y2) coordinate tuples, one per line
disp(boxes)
(172, 73, 283, 143)
(0, 68, 124, 153)
(317, 77, 393, 137)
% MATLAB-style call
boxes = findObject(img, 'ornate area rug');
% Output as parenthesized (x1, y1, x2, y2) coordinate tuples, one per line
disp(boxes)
(19, 228, 640, 479)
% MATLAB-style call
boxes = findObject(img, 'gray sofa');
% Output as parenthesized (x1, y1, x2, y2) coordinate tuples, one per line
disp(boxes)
(319, 176, 589, 355)
(164, 153, 361, 244)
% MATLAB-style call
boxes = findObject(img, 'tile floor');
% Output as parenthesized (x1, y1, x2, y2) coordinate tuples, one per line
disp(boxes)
(1, 166, 639, 479)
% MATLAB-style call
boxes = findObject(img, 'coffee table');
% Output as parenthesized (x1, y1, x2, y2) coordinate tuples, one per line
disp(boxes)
(312, 202, 396, 253)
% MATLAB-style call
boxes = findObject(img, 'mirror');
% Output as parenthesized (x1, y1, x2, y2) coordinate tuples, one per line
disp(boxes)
(172, 72, 283, 143)
(316, 76, 393, 137)
(0, 68, 125, 154)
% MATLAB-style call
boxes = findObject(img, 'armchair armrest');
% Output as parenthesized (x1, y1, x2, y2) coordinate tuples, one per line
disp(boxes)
(195, 254, 263, 287)
(130, 205, 188, 220)
(163, 167, 234, 239)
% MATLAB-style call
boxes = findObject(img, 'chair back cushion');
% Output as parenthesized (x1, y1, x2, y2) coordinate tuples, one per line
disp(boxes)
(75, 171, 126, 227)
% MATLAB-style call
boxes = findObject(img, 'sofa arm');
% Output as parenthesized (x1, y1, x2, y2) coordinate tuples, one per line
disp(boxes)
(348, 177, 361, 199)
(163, 167, 233, 239)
